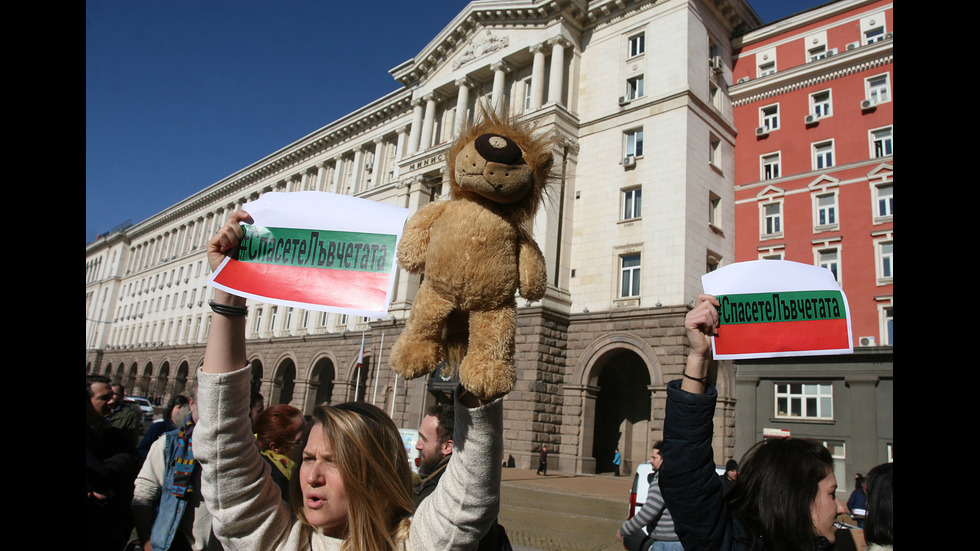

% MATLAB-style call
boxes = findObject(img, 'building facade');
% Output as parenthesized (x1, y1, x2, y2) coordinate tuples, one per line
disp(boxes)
(89, 0, 889, 480)
(729, 0, 893, 486)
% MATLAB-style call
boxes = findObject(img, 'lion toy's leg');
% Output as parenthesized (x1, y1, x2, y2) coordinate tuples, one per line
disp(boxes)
(389, 283, 453, 380)
(459, 305, 517, 401)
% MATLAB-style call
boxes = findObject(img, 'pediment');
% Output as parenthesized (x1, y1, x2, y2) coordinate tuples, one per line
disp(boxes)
(807, 174, 840, 191)
(756, 184, 785, 199)
(867, 163, 893, 182)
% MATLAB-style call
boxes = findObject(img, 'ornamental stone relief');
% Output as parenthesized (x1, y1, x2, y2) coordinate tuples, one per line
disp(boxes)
(453, 30, 509, 70)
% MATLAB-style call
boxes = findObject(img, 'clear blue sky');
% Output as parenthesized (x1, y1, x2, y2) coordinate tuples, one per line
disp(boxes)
(85, 0, 821, 244)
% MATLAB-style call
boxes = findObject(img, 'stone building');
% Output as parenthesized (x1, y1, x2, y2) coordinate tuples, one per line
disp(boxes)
(86, 0, 764, 474)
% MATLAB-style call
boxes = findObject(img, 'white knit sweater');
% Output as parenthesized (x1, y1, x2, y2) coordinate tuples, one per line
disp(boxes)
(194, 364, 503, 551)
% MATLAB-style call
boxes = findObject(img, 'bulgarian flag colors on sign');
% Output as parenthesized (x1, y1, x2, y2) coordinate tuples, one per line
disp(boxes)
(702, 260, 853, 360)
(208, 192, 409, 319)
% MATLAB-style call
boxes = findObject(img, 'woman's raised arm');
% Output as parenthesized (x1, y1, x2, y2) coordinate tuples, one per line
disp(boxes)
(202, 210, 253, 375)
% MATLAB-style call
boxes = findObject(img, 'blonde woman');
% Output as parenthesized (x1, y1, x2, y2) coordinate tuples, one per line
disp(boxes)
(195, 210, 503, 551)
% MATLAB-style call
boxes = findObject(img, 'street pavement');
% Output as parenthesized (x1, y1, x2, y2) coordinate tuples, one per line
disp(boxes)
(498, 467, 632, 551)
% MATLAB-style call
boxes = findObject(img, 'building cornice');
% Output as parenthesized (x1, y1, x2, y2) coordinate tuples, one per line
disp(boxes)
(730, 37, 891, 107)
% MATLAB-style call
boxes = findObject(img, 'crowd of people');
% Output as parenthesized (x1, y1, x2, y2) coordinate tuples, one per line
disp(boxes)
(87, 210, 893, 551)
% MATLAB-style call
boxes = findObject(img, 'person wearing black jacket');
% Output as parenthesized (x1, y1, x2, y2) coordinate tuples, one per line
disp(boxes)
(659, 295, 846, 551)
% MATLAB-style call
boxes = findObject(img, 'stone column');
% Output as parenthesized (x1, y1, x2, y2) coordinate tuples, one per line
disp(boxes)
(372, 137, 386, 187)
(419, 94, 437, 152)
(350, 148, 364, 194)
(454, 78, 471, 136)
(491, 61, 511, 111)
(331, 157, 345, 194)
(548, 37, 568, 106)
(529, 43, 546, 111)
(393, 126, 408, 180)
(315, 162, 329, 191)
(407, 99, 424, 156)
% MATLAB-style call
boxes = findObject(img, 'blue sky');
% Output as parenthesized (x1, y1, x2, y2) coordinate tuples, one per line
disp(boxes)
(86, 0, 822, 244)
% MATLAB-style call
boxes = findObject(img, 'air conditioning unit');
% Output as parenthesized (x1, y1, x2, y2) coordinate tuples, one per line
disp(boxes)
(804, 114, 818, 125)
(618, 95, 630, 106)
(861, 99, 876, 111)
(859, 336, 876, 346)
(710, 56, 723, 73)
(737, 76, 750, 84)
(623, 155, 636, 168)
(846, 42, 859, 51)
(755, 127, 769, 137)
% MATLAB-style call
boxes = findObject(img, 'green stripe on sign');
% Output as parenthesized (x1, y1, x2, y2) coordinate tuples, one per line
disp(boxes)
(236, 225, 395, 273)
(718, 291, 845, 325)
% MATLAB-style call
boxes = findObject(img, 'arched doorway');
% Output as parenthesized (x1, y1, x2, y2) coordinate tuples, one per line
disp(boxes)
(308, 357, 336, 411)
(591, 350, 651, 474)
(272, 359, 297, 406)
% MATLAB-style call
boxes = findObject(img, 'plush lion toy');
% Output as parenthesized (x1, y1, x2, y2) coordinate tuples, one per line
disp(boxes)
(389, 105, 555, 401)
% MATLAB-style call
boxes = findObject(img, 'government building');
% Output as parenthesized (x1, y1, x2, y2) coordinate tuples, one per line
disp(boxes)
(86, 0, 892, 484)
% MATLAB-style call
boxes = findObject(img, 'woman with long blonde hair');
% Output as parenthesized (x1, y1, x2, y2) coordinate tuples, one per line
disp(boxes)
(194, 210, 503, 551)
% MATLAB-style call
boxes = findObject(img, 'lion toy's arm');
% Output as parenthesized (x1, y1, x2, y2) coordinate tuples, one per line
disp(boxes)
(397, 201, 448, 274)
(517, 230, 547, 302)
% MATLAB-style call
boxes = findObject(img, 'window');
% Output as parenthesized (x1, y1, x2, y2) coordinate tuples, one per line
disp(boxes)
(760, 104, 779, 131)
(864, 26, 885, 44)
(253, 307, 263, 334)
(810, 90, 832, 118)
(877, 240, 893, 281)
(709, 192, 722, 228)
(627, 74, 645, 99)
(523, 77, 533, 111)
(814, 192, 837, 227)
(761, 152, 780, 180)
(874, 183, 893, 219)
(883, 307, 893, 346)
(269, 306, 278, 333)
(758, 61, 775, 77)
(620, 254, 641, 298)
(871, 127, 893, 157)
(817, 248, 839, 281)
(622, 188, 642, 220)
(808, 45, 827, 61)
(866, 74, 890, 105)
(813, 141, 834, 170)
(709, 135, 721, 167)
(628, 33, 645, 58)
(762, 201, 782, 236)
(775, 382, 833, 419)
(625, 128, 644, 157)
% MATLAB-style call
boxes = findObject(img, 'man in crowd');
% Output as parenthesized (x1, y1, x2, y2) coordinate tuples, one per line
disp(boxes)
(720, 459, 738, 496)
(106, 382, 144, 448)
(616, 441, 682, 550)
(131, 379, 222, 551)
(414, 404, 510, 550)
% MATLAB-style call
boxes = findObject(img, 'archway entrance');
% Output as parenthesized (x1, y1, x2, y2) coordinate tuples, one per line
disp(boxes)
(591, 350, 651, 474)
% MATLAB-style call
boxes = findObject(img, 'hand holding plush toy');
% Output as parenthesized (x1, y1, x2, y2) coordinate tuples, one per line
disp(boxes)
(389, 106, 554, 401)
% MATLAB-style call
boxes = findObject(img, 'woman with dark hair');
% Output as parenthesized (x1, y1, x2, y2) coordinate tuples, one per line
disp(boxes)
(193, 210, 503, 551)
(136, 394, 190, 459)
(658, 294, 846, 550)
(254, 404, 306, 502)
(863, 463, 893, 550)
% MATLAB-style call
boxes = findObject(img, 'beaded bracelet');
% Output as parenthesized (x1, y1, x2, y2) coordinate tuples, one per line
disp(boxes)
(209, 300, 248, 317)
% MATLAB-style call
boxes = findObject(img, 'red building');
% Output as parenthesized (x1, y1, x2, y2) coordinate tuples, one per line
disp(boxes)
(727, 0, 893, 479)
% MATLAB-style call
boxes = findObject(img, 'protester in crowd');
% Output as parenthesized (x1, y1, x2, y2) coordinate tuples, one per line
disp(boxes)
(253, 404, 307, 503)
(613, 448, 622, 476)
(106, 382, 144, 448)
(87, 375, 141, 551)
(537, 445, 548, 475)
(131, 380, 222, 551)
(658, 294, 846, 551)
(863, 463, 893, 551)
(137, 394, 191, 459)
(719, 460, 738, 496)
(414, 404, 511, 550)
(617, 441, 683, 550)
(846, 474, 868, 528)
(193, 209, 504, 551)
(250, 390, 265, 429)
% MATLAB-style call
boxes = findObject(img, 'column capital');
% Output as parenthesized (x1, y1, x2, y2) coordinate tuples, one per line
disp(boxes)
(548, 36, 572, 49)
(491, 60, 513, 73)
(455, 76, 474, 89)
(529, 42, 547, 55)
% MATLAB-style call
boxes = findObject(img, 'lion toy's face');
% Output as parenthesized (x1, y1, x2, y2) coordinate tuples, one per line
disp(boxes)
(454, 133, 535, 204)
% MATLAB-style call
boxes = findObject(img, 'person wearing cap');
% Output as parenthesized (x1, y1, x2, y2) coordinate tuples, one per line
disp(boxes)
(720, 460, 738, 496)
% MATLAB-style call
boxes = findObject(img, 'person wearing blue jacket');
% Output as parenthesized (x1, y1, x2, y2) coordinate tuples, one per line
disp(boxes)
(659, 294, 846, 551)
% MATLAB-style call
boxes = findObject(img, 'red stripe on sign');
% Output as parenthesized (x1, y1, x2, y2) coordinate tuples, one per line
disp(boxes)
(715, 318, 850, 355)
(213, 260, 390, 312)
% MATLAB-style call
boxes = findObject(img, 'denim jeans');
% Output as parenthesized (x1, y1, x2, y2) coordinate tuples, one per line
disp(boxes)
(650, 542, 684, 551)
